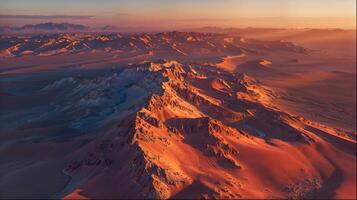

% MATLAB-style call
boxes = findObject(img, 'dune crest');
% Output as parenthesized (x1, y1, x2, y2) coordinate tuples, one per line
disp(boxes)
(0, 30, 355, 199)
(60, 60, 356, 199)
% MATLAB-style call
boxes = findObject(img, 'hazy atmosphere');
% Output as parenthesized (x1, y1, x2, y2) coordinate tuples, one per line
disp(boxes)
(0, 0, 355, 199)
(0, 0, 356, 29)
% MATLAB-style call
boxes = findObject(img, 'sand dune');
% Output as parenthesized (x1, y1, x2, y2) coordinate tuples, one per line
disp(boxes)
(0, 31, 355, 199)
(57, 61, 355, 199)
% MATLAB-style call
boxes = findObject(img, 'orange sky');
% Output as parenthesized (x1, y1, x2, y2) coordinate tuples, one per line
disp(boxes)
(0, 0, 356, 29)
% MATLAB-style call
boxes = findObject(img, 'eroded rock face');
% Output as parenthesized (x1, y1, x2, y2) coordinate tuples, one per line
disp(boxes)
(62, 60, 355, 199)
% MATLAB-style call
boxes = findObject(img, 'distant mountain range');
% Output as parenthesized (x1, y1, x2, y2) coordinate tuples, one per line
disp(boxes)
(0, 22, 116, 33)
(0, 22, 89, 32)
(0, 22, 172, 33)
(1, 22, 354, 35)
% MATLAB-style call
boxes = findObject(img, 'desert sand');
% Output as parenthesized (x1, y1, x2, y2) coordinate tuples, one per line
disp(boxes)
(0, 29, 355, 199)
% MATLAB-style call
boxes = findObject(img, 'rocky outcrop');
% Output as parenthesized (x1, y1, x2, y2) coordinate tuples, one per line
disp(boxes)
(62, 60, 353, 199)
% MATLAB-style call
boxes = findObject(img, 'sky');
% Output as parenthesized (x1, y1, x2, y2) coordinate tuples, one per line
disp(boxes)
(0, 0, 356, 29)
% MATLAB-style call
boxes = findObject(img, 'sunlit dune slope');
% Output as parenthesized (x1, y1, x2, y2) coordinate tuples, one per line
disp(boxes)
(59, 60, 356, 199)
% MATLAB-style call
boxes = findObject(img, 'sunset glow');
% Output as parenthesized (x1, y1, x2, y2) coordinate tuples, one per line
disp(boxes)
(0, 0, 356, 29)
(0, 1, 355, 199)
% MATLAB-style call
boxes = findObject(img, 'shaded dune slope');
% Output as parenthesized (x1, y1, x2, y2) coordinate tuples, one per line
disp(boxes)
(60, 60, 356, 199)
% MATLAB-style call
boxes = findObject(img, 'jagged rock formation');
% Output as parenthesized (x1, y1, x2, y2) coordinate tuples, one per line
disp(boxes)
(60, 60, 355, 199)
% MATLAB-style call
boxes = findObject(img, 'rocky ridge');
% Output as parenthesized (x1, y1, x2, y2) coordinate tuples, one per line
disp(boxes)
(62, 60, 355, 199)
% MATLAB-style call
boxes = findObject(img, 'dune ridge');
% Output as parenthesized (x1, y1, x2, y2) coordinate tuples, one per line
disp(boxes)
(0, 29, 355, 199)
(60, 60, 356, 199)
